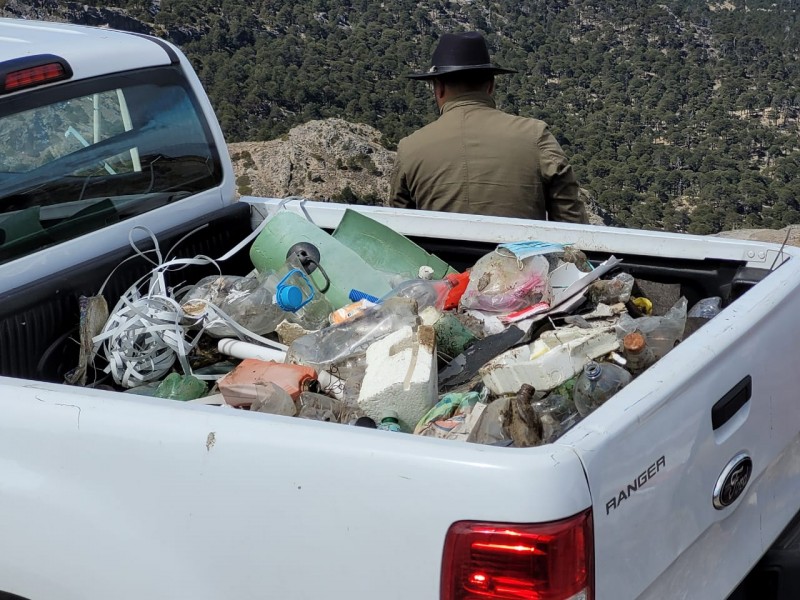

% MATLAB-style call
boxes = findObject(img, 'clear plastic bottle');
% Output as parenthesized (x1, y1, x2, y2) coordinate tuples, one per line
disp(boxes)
(573, 360, 633, 417)
(377, 410, 402, 432)
(270, 253, 333, 331)
(379, 278, 454, 312)
(286, 296, 419, 373)
(617, 296, 688, 361)
(210, 271, 286, 337)
(688, 296, 722, 319)
(622, 331, 655, 376)
(684, 296, 723, 338)
(532, 392, 580, 442)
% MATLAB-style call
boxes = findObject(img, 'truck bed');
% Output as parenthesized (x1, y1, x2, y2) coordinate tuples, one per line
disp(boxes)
(1, 197, 799, 600)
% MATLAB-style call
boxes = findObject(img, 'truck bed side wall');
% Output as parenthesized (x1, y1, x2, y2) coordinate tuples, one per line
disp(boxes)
(0, 203, 253, 382)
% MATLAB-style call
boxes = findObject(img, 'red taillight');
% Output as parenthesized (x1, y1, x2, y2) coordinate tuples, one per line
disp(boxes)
(5, 62, 68, 92)
(1, 55, 73, 95)
(441, 510, 594, 600)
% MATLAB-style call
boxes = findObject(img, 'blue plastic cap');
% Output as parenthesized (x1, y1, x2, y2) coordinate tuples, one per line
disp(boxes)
(349, 289, 381, 303)
(276, 284, 304, 311)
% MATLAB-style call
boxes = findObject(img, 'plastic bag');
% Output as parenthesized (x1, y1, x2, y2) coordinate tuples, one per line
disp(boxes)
(465, 385, 543, 447)
(154, 372, 208, 400)
(465, 397, 512, 445)
(588, 272, 635, 305)
(460, 251, 552, 313)
(296, 391, 366, 423)
(249, 382, 297, 416)
(414, 390, 481, 438)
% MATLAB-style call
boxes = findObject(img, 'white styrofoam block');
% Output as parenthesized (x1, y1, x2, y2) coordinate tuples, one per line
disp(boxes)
(357, 325, 437, 432)
(480, 327, 620, 394)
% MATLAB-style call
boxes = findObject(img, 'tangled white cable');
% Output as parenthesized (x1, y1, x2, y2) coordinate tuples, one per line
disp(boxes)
(95, 289, 196, 388)
(91, 213, 285, 389)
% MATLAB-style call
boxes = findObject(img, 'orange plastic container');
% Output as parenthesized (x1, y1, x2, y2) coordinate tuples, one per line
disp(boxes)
(218, 359, 319, 408)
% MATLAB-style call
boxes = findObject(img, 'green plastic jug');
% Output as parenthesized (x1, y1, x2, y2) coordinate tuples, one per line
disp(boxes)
(249, 210, 395, 309)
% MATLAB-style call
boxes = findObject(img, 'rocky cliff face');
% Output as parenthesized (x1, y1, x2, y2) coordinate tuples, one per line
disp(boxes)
(229, 119, 397, 205)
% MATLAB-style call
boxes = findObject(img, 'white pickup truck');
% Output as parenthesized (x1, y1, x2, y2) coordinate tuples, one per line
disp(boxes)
(1, 18, 799, 600)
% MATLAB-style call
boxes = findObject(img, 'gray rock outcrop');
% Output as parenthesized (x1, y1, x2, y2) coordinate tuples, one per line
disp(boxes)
(229, 119, 394, 205)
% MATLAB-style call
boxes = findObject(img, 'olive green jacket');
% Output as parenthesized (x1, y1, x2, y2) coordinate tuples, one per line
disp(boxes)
(389, 92, 588, 223)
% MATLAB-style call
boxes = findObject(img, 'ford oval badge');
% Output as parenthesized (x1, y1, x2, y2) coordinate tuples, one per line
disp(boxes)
(713, 453, 752, 510)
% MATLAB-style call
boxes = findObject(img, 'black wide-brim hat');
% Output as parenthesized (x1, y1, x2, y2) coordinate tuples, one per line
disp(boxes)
(408, 31, 517, 80)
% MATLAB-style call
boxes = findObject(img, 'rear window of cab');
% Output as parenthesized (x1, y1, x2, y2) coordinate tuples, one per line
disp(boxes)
(0, 65, 223, 264)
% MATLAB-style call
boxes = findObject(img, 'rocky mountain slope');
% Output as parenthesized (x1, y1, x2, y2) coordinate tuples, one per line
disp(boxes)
(229, 119, 394, 205)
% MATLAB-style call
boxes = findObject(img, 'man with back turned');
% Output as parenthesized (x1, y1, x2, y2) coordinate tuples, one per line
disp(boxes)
(390, 31, 588, 223)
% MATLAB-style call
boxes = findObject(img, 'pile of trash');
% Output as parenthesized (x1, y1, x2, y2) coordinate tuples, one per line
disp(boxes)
(70, 207, 723, 448)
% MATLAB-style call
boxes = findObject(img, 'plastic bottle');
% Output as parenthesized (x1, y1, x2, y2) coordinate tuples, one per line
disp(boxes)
(269, 252, 333, 331)
(685, 296, 723, 338)
(286, 296, 419, 373)
(616, 296, 688, 361)
(573, 360, 633, 417)
(622, 331, 655, 376)
(532, 392, 580, 443)
(377, 410, 402, 432)
(329, 299, 376, 326)
(380, 278, 454, 312)
(688, 296, 722, 319)
(209, 272, 286, 337)
(506, 383, 543, 448)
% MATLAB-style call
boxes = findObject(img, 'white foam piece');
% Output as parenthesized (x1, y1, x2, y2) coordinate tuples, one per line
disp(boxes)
(357, 325, 437, 432)
(480, 327, 620, 394)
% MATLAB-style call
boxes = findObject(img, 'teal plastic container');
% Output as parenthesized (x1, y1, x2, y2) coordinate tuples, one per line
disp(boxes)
(249, 211, 395, 309)
(332, 208, 455, 279)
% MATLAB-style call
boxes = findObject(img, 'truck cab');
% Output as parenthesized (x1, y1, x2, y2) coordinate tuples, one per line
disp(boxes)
(0, 18, 234, 283)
